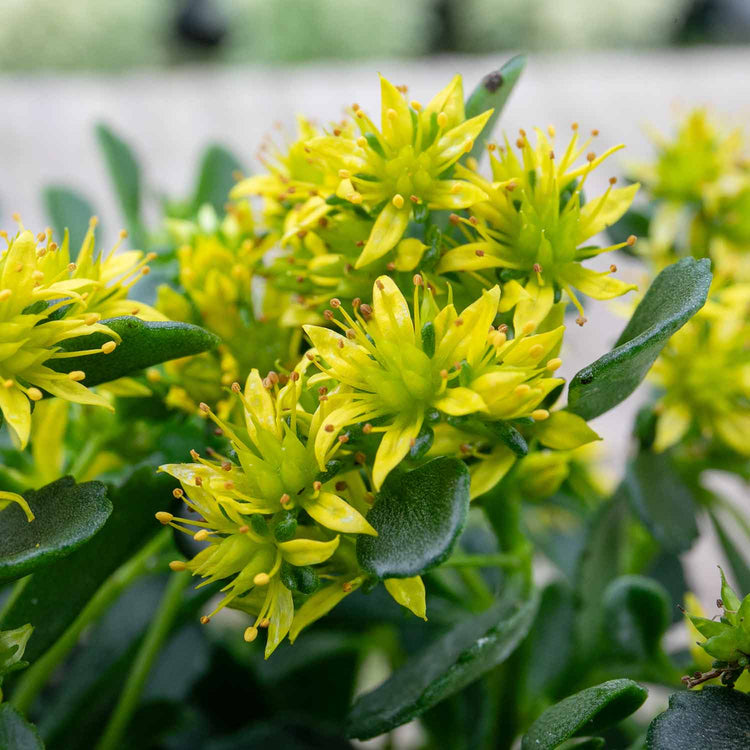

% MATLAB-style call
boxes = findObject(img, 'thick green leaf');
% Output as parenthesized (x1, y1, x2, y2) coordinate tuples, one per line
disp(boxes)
(356, 457, 470, 579)
(624, 451, 698, 553)
(192, 144, 244, 214)
(49, 316, 219, 387)
(522, 679, 648, 750)
(95, 123, 146, 246)
(0, 704, 43, 750)
(0, 477, 111, 584)
(567, 258, 711, 420)
(464, 55, 526, 164)
(43, 186, 98, 255)
(347, 593, 538, 739)
(647, 687, 750, 750)
(600, 576, 670, 662)
(0, 468, 177, 662)
(709, 510, 750, 594)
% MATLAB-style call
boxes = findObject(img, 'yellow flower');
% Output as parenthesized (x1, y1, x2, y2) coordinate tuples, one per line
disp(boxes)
(438, 125, 639, 329)
(305, 275, 564, 489)
(158, 361, 375, 656)
(0, 228, 119, 448)
(652, 283, 750, 456)
(307, 75, 493, 268)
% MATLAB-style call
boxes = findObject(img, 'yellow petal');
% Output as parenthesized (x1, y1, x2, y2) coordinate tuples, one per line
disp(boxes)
(422, 75, 465, 129)
(536, 410, 601, 450)
(577, 183, 640, 243)
(423, 180, 488, 210)
(513, 277, 555, 333)
(653, 403, 692, 452)
(558, 263, 637, 301)
(313, 396, 381, 470)
(303, 326, 373, 388)
(289, 579, 361, 642)
(278, 535, 340, 566)
(244, 369, 279, 440)
(380, 75, 413, 149)
(433, 110, 493, 171)
(372, 275, 415, 345)
(469, 445, 516, 499)
(500, 326, 565, 367)
(384, 576, 427, 619)
(0, 383, 31, 449)
(304, 492, 377, 535)
(355, 203, 411, 268)
(372, 412, 424, 490)
(265, 578, 294, 658)
(0, 490, 34, 522)
(433, 387, 487, 416)
(436, 286, 500, 367)
(436, 243, 506, 274)
(714, 411, 750, 457)
(394, 238, 428, 271)
(498, 279, 532, 313)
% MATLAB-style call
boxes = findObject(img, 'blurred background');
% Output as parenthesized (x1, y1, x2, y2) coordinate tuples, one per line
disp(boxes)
(1, 0, 748, 633)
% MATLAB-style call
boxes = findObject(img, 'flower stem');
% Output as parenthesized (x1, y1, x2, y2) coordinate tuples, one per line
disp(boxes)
(443, 553, 521, 568)
(10, 530, 170, 715)
(95, 570, 191, 750)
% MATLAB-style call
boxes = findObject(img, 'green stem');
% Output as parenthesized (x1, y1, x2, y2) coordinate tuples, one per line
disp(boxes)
(443, 553, 521, 569)
(457, 568, 495, 610)
(95, 570, 191, 750)
(10, 530, 170, 715)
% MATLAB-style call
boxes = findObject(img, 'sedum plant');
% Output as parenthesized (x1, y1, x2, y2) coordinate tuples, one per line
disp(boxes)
(0, 58, 747, 750)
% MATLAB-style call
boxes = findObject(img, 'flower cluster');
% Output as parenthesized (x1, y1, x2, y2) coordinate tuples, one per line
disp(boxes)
(635, 110, 750, 460)
(156, 73, 633, 655)
(0, 219, 158, 451)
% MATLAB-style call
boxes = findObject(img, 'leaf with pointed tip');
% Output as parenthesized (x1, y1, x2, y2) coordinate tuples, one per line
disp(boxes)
(357, 457, 470, 579)
(465, 55, 526, 164)
(0, 477, 111, 584)
(95, 123, 146, 247)
(522, 679, 648, 750)
(43, 185, 98, 255)
(347, 592, 538, 739)
(567, 258, 711, 420)
(192, 144, 244, 214)
(49, 316, 219, 387)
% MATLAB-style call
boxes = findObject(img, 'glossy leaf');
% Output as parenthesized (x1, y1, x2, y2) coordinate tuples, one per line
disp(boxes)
(600, 575, 670, 662)
(192, 144, 244, 214)
(647, 687, 750, 750)
(522, 679, 648, 750)
(357, 457, 470, 579)
(347, 593, 538, 739)
(43, 185, 98, 255)
(95, 123, 146, 246)
(0, 477, 111, 584)
(624, 451, 698, 553)
(49, 316, 219, 387)
(464, 55, 526, 164)
(568, 258, 711, 420)
(0, 704, 44, 750)
(0, 468, 177, 662)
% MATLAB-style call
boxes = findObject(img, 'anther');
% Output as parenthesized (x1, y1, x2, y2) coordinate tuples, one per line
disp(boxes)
(169, 561, 187, 572)
(253, 573, 270, 586)
(198, 402, 210, 413)
(313, 481, 322, 491)
(532, 409, 550, 421)
(244, 626, 258, 642)
(437, 112, 448, 128)
(338, 435, 349, 444)
(609, 264, 617, 273)
(155, 511, 174, 524)
(172, 488, 184, 498)
(330, 297, 341, 308)
(280, 493, 291, 506)
(363, 423, 373, 434)
(200, 616, 210, 625)
(533, 263, 543, 273)
(576, 316, 588, 327)
(324, 309, 334, 320)
(627, 235, 637, 246)
(454, 318, 464, 327)
(586, 152, 596, 162)
(413, 274, 423, 286)
(410, 194, 419, 203)
(67, 370, 86, 381)
(27, 388, 43, 401)
(546, 358, 563, 371)
(392, 194, 405, 209)
(101, 341, 117, 354)
(194, 529, 209, 542)
(591, 129, 599, 136)
(238, 525, 249, 533)
(609, 176, 617, 185)
(342, 582, 353, 592)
